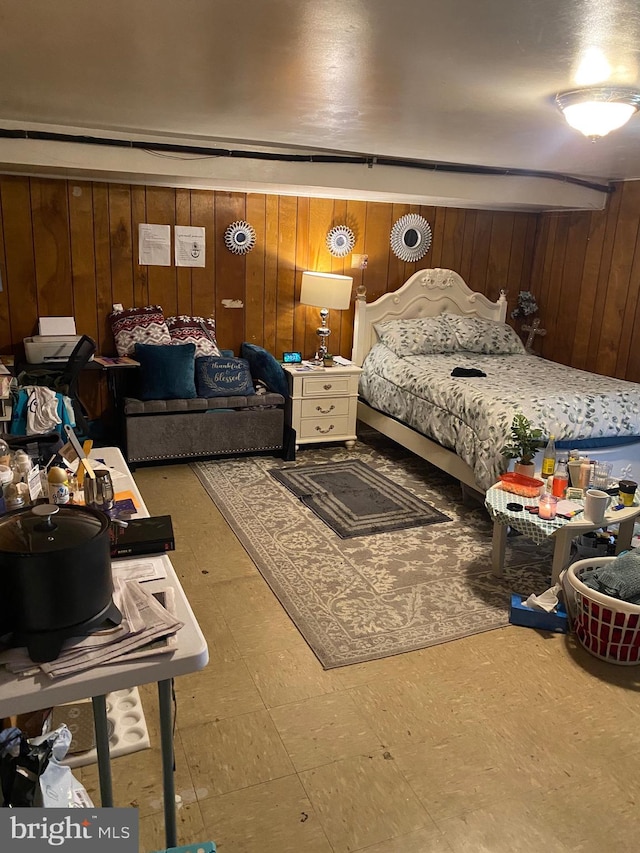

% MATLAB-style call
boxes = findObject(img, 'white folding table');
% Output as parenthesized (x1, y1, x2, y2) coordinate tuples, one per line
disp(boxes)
(0, 447, 208, 850)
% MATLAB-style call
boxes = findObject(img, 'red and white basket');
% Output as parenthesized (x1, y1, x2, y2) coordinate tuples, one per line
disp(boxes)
(565, 557, 640, 665)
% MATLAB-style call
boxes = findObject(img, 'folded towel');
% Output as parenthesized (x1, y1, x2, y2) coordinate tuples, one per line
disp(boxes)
(451, 367, 487, 377)
(580, 551, 640, 602)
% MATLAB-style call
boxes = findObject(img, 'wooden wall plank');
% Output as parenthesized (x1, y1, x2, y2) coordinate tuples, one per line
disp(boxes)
(213, 192, 246, 352)
(263, 195, 280, 355)
(275, 195, 298, 359)
(485, 213, 515, 303)
(604, 181, 640, 378)
(30, 178, 73, 318)
(585, 188, 623, 374)
(245, 193, 267, 346)
(175, 188, 193, 317)
(108, 184, 135, 311)
(293, 196, 310, 356)
(0, 177, 38, 351)
(145, 186, 177, 316)
(0, 190, 11, 351)
(189, 190, 215, 321)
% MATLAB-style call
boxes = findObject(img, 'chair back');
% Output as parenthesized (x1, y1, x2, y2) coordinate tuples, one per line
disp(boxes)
(57, 335, 97, 395)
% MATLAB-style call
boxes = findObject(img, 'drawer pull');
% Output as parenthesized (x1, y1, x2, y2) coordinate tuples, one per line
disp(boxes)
(323, 383, 332, 390)
(316, 404, 335, 414)
(315, 424, 335, 434)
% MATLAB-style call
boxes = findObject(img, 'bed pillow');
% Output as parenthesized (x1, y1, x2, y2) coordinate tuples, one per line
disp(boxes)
(373, 315, 458, 357)
(195, 356, 256, 398)
(109, 305, 171, 357)
(134, 342, 197, 400)
(240, 343, 289, 397)
(447, 315, 526, 354)
(166, 315, 221, 357)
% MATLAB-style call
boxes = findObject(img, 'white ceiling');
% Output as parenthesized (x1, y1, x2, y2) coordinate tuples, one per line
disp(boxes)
(1, 0, 639, 210)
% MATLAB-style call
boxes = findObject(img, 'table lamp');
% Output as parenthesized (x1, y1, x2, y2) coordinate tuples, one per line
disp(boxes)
(300, 271, 353, 362)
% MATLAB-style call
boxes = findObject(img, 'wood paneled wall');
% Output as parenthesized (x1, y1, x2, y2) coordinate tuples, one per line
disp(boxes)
(0, 175, 539, 416)
(530, 181, 640, 383)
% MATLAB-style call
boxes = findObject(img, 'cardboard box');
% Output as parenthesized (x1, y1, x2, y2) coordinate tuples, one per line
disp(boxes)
(509, 593, 569, 633)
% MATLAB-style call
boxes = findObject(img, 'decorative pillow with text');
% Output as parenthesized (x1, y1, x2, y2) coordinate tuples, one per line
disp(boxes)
(195, 356, 255, 398)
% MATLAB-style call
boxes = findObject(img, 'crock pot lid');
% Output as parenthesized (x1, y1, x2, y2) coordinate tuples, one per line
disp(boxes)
(0, 503, 106, 553)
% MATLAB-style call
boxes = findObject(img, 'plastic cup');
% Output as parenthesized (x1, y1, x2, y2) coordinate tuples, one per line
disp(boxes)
(593, 462, 613, 488)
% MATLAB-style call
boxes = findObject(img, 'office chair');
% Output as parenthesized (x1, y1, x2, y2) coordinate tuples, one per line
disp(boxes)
(18, 335, 97, 438)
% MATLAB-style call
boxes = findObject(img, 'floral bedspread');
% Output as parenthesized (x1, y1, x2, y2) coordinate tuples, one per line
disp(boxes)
(359, 345, 640, 490)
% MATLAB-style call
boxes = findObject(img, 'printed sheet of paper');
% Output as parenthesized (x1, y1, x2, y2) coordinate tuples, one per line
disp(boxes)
(138, 223, 171, 266)
(175, 225, 206, 267)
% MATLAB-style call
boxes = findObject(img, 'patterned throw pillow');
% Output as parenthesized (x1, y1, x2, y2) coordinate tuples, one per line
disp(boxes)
(166, 316, 220, 357)
(109, 305, 171, 357)
(195, 356, 255, 398)
(446, 315, 525, 355)
(373, 315, 458, 357)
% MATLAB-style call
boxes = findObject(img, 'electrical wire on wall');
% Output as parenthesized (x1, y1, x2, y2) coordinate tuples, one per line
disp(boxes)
(0, 127, 614, 195)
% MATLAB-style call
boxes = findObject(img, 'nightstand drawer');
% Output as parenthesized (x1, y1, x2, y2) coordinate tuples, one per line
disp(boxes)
(298, 415, 350, 440)
(303, 376, 351, 397)
(301, 397, 350, 418)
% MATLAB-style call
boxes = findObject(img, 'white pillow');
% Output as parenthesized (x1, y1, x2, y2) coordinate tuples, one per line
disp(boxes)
(446, 315, 525, 355)
(373, 315, 458, 357)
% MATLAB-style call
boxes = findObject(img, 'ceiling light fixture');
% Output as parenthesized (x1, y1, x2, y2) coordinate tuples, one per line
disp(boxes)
(556, 87, 640, 138)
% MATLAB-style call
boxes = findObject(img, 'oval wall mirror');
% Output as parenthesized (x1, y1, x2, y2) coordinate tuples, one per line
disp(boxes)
(390, 214, 432, 262)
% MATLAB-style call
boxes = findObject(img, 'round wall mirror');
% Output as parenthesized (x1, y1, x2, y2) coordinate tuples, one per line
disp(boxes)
(224, 221, 257, 255)
(390, 214, 432, 262)
(326, 225, 356, 257)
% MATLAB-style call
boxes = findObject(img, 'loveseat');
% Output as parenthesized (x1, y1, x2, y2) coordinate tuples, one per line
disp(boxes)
(106, 303, 291, 467)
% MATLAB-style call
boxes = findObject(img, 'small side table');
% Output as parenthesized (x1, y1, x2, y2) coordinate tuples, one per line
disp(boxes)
(485, 486, 640, 584)
(283, 362, 362, 449)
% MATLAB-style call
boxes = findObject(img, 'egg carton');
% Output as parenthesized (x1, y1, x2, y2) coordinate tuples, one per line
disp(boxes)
(50, 686, 150, 768)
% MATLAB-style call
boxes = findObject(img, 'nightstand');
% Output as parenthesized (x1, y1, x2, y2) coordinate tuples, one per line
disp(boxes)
(283, 362, 362, 449)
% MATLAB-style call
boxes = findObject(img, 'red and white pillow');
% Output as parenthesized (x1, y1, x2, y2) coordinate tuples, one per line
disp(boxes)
(166, 316, 220, 357)
(109, 305, 171, 357)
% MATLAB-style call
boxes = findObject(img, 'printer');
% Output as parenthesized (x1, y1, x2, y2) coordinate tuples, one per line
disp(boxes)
(23, 317, 88, 364)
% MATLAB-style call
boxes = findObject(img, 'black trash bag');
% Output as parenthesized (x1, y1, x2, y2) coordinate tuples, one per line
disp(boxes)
(0, 726, 55, 807)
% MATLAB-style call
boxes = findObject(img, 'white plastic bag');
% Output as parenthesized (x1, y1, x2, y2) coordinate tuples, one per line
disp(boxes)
(36, 724, 94, 808)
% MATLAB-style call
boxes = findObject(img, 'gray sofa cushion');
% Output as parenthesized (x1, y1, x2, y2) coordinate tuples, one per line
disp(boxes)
(124, 392, 284, 415)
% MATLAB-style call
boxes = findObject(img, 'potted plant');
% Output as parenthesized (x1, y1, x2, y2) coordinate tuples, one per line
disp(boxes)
(501, 413, 544, 476)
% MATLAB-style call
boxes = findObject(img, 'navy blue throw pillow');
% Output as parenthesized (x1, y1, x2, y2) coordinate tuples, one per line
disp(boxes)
(134, 342, 197, 400)
(240, 342, 289, 397)
(195, 356, 256, 398)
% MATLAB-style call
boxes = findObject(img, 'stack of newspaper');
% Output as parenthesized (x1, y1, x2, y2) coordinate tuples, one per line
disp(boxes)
(0, 578, 183, 679)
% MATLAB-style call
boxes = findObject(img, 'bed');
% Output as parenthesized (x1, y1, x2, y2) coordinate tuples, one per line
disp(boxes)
(351, 268, 640, 494)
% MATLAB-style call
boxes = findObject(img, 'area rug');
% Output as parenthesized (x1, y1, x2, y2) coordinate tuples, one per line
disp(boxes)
(269, 459, 451, 538)
(192, 430, 553, 668)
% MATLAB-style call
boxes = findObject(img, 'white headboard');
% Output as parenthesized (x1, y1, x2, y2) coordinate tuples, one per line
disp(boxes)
(351, 268, 508, 366)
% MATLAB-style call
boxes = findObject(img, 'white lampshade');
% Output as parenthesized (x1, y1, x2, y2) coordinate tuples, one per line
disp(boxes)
(300, 271, 353, 310)
(556, 87, 640, 138)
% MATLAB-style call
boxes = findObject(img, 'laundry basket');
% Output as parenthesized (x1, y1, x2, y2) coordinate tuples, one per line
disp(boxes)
(566, 557, 640, 665)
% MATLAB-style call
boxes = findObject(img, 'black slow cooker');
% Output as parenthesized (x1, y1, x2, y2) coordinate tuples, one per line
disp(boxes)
(0, 503, 122, 663)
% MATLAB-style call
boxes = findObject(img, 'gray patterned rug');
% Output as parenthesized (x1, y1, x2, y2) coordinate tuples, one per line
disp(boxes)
(269, 459, 451, 538)
(192, 430, 553, 668)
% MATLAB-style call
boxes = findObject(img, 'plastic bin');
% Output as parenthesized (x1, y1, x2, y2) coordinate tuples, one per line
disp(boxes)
(565, 557, 640, 665)
(152, 844, 216, 853)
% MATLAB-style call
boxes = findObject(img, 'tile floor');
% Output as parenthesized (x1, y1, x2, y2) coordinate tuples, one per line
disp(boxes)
(79, 460, 640, 853)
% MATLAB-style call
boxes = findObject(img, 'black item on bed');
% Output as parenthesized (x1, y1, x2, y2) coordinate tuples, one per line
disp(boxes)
(451, 367, 487, 377)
